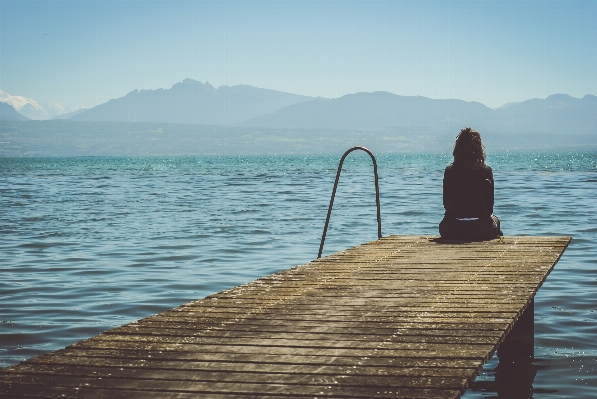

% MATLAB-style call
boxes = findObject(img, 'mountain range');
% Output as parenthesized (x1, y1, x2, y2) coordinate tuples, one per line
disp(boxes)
(70, 79, 313, 125)
(63, 79, 595, 134)
(2, 79, 596, 137)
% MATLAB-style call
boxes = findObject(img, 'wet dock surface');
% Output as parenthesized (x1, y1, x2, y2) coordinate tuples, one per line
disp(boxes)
(0, 235, 571, 398)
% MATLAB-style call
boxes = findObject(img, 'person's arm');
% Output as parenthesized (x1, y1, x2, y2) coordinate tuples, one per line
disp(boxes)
(485, 166, 494, 215)
(443, 167, 455, 215)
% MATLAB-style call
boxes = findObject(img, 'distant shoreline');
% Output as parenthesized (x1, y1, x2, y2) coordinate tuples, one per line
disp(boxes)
(1, 120, 595, 157)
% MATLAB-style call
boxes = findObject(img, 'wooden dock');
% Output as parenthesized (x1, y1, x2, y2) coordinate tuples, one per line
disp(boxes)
(1, 235, 570, 399)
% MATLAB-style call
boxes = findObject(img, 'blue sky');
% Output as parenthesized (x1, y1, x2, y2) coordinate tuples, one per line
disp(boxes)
(1, 0, 596, 109)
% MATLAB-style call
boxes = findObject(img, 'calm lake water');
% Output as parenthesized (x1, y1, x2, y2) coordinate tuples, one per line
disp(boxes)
(1, 152, 596, 397)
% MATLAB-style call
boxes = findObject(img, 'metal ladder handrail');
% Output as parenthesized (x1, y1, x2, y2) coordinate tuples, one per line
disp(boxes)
(318, 146, 382, 259)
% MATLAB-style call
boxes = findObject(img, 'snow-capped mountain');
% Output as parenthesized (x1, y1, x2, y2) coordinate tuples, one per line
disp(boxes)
(0, 90, 83, 120)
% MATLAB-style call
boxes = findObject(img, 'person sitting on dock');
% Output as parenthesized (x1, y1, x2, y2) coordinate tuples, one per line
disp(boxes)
(439, 127, 502, 240)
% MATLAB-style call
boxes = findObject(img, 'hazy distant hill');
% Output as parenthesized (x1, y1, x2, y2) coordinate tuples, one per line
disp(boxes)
(239, 92, 495, 131)
(494, 94, 597, 133)
(240, 92, 597, 134)
(0, 102, 29, 121)
(71, 79, 313, 124)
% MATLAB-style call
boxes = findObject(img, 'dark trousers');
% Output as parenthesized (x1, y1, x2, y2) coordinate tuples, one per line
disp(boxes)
(439, 214, 501, 240)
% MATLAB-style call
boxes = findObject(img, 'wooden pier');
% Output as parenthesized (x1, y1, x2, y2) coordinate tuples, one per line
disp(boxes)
(1, 235, 570, 398)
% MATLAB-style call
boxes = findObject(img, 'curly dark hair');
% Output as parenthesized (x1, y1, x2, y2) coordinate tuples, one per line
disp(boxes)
(453, 127, 485, 167)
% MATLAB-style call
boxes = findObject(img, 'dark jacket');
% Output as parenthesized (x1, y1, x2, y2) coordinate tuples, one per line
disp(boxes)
(443, 163, 494, 219)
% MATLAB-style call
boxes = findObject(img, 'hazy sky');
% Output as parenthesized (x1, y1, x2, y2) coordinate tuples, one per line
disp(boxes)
(1, 0, 596, 109)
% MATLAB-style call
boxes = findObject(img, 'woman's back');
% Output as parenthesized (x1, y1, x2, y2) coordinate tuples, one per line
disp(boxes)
(443, 163, 494, 219)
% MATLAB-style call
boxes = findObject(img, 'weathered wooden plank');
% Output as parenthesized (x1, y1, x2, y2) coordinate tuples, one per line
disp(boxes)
(116, 322, 509, 336)
(173, 299, 530, 311)
(35, 349, 486, 369)
(98, 335, 503, 347)
(1, 369, 469, 391)
(0, 235, 570, 399)
(21, 357, 479, 378)
(0, 381, 461, 399)
(146, 314, 517, 325)
(143, 318, 514, 331)
(80, 335, 499, 354)
(66, 340, 497, 360)
(107, 327, 505, 344)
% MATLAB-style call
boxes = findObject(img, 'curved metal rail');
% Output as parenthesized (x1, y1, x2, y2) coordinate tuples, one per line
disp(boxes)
(318, 146, 382, 259)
